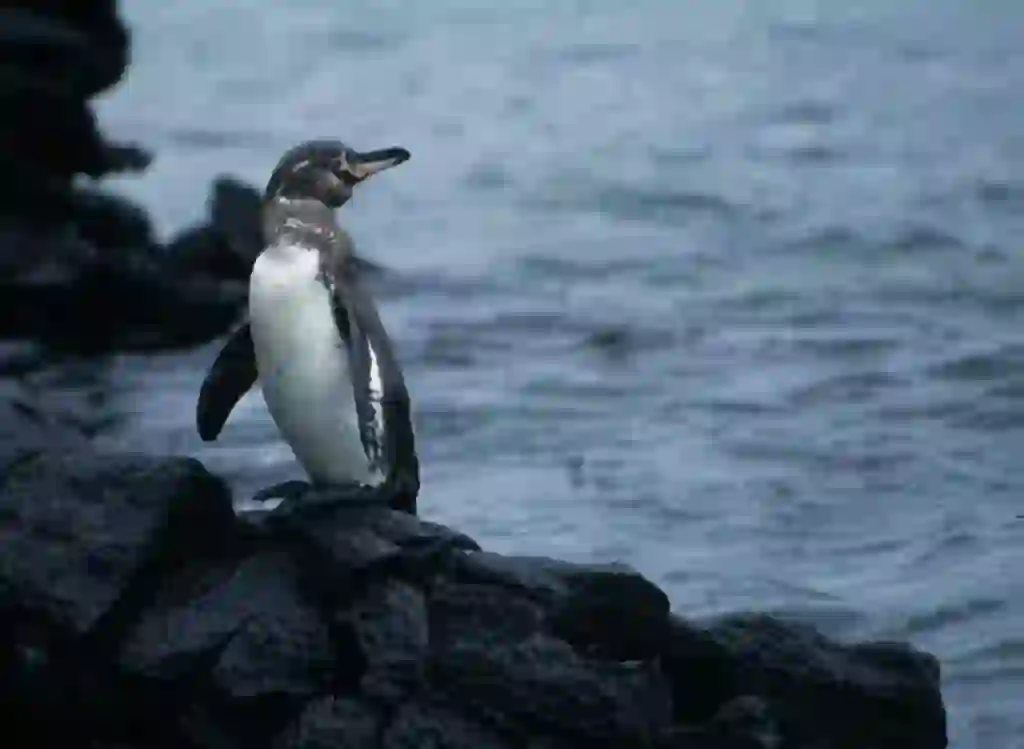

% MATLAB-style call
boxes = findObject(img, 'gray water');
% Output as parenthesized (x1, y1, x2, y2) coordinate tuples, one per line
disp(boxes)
(89, 1, 1023, 745)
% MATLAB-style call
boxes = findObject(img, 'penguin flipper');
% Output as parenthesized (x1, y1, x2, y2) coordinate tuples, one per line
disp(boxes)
(329, 272, 419, 499)
(196, 322, 258, 441)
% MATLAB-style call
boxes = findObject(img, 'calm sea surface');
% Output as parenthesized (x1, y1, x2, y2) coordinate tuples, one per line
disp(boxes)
(84, 1, 1024, 745)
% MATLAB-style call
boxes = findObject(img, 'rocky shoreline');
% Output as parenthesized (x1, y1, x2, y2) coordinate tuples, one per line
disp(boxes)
(0, 1, 258, 354)
(0, 447, 947, 749)
(0, 2, 947, 748)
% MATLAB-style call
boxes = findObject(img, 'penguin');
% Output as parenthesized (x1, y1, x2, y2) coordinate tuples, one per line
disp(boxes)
(196, 139, 418, 515)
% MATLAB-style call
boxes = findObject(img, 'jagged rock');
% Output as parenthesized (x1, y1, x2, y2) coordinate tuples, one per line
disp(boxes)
(0, 70, 141, 213)
(0, 0, 250, 354)
(664, 615, 742, 725)
(0, 222, 246, 352)
(449, 551, 670, 659)
(0, 342, 43, 377)
(429, 581, 545, 648)
(0, 450, 240, 748)
(121, 551, 336, 701)
(437, 633, 671, 744)
(428, 574, 673, 744)
(0, 450, 949, 749)
(665, 613, 947, 749)
(339, 579, 429, 704)
(709, 696, 780, 749)
(275, 697, 382, 749)
(0, 2, 128, 98)
(209, 177, 266, 273)
(382, 697, 514, 749)
(664, 695, 781, 749)
(0, 182, 245, 351)
(0, 1, 131, 191)
(69, 187, 155, 255)
(0, 379, 88, 473)
(259, 506, 480, 587)
(165, 178, 263, 282)
(0, 9, 114, 100)
(99, 140, 152, 173)
(0, 451, 236, 641)
(166, 225, 249, 282)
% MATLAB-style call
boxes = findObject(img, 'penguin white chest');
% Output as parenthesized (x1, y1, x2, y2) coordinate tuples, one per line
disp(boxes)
(248, 242, 377, 485)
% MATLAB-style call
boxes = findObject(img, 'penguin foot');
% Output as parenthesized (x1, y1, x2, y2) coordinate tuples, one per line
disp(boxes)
(251, 480, 313, 504)
(254, 480, 464, 580)
(261, 480, 411, 521)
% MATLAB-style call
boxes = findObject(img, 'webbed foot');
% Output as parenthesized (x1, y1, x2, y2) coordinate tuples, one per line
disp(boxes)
(252, 479, 313, 504)
(256, 480, 458, 578)
(260, 479, 411, 521)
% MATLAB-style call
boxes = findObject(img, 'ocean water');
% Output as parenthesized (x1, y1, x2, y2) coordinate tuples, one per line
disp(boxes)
(88, 1, 1023, 745)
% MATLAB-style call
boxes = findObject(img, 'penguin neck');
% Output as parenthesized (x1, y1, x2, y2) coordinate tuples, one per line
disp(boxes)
(262, 197, 343, 248)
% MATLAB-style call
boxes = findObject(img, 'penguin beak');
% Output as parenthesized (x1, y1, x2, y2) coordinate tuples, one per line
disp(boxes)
(346, 147, 411, 181)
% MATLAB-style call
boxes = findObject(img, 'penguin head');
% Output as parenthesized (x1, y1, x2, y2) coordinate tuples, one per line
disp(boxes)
(263, 139, 410, 208)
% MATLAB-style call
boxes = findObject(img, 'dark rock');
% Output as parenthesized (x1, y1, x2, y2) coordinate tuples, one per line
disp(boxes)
(0, 223, 96, 279)
(0, 450, 236, 642)
(338, 579, 429, 703)
(117, 561, 249, 684)
(0, 0, 249, 354)
(0, 448, 949, 749)
(0, 223, 247, 352)
(448, 551, 567, 593)
(210, 177, 265, 273)
(259, 506, 480, 588)
(2, 356, 122, 438)
(450, 551, 670, 659)
(0, 73, 139, 208)
(0, 0, 391, 356)
(429, 580, 546, 648)
(664, 614, 743, 724)
(665, 612, 947, 749)
(165, 178, 263, 283)
(0, 341, 44, 377)
(382, 697, 514, 749)
(183, 553, 334, 702)
(175, 700, 252, 749)
(167, 225, 249, 282)
(99, 141, 152, 173)
(0, 450, 240, 748)
(121, 551, 336, 701)
(267, 510, 407, 579)
(0, 9, 122, 100)
(428, 573, 672, 744)
(0, 379, 88, 473)
(69, 186, 156, 254)
(658, 696, 782, 749)
(708, 696, 780, 749)
(0, 2, 129, 98)
(76, 263, 246, 352)
(437, 632, 672, 744)
(275, 697, 382, 749)
(0, 639, 172, 749)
